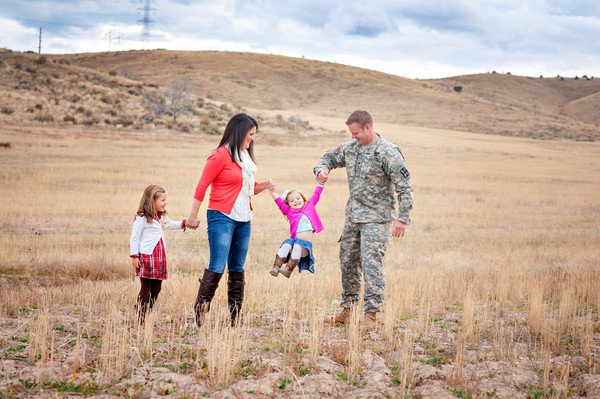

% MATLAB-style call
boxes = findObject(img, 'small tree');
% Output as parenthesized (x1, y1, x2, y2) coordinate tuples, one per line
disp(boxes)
(143, 90, 167, 118)
(165, 76, 193, 124)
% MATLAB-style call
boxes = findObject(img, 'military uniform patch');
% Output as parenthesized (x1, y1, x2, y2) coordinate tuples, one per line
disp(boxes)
(400, 167, 410, 178)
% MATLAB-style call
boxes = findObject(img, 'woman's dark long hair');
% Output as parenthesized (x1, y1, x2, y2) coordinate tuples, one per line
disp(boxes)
(218, 113, 258, 163)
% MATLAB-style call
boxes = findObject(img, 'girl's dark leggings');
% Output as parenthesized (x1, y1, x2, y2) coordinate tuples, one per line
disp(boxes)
(136, 278, 162, 321)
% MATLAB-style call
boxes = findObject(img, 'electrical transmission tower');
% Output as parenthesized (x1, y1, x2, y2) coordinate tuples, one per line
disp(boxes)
(107, 29, 124, 51)
(137, 0, 155, 42)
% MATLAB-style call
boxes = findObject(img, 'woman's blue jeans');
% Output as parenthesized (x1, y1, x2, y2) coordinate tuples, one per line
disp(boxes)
(206, 209, 251, 274)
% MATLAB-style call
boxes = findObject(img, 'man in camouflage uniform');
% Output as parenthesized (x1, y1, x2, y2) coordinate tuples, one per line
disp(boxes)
(314, 110, 413, 330)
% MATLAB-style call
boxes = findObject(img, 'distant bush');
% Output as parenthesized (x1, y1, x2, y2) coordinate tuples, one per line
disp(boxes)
(35, 103, 43, 110)
(35, 56, 47, 65)
(16, 80, 34, 90)
(109, 70, 117, 76)
(36, 113, 54, 122)
(113, 118, 133, 127)
(453, 86, 463, 93)
(63, 114, 76, 123)
(1, 106, 14, 115)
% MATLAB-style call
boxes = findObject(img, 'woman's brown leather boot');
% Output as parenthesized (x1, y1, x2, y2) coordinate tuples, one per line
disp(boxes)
(227, 271, 245, 326)
(194, 269, 222, 328)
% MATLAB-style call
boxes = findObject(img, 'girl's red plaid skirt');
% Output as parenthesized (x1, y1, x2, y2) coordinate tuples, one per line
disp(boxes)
(137, 238, 167, 280)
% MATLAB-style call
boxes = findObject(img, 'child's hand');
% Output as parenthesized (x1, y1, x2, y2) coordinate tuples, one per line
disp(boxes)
(317, 170, 329, 185)
(132, 257, 140, 270)
(266, 179, 276, 192)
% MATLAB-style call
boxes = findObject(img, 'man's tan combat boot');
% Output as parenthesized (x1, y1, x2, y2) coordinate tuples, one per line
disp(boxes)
(325, 307, 352, 325)
(361, 312, 377, 331)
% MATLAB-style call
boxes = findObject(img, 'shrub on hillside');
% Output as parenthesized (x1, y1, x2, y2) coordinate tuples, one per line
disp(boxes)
(36, 114, 54, 122)
(113, 118, 133, 127)
(16, 80, 34, 90)
(143, 91, 166, 118)
(1, 106, 14, 115)
(63, 114, 76, 123)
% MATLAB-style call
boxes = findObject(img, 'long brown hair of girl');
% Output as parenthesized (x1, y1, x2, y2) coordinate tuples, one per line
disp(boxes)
(136, 184, 167, 223)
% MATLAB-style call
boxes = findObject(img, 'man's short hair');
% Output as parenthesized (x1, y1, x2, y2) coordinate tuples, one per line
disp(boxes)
(346, 110, 373, 128)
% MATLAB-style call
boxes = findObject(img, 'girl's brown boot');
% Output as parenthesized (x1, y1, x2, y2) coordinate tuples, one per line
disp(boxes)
(270, 255, 286, 276)
(279, 258, 299, 278)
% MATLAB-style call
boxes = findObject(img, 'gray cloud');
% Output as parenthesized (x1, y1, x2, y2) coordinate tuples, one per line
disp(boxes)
(0, 0, 598, 79)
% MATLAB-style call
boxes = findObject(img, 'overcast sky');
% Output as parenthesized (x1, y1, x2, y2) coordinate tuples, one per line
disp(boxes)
(1, 0, 599, 79)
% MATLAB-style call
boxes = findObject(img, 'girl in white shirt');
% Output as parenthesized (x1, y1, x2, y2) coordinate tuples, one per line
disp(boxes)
(130, 184, 186, 324)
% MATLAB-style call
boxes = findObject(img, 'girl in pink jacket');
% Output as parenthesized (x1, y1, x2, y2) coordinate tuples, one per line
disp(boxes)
(268, 183, 325, 278)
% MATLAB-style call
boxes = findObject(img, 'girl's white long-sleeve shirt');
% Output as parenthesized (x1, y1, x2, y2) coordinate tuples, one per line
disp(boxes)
(129, 215, 184, 256)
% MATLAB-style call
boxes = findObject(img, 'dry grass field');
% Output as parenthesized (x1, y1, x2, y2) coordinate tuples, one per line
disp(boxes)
(1, 112, 599, 398)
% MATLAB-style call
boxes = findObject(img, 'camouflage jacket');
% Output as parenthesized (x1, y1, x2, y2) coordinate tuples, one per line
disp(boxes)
(314, 134, 413, 224)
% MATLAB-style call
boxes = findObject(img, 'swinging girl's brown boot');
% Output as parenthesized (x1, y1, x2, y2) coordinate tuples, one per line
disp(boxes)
(270, 255, 286, 277)
(279, 258, 299, 278)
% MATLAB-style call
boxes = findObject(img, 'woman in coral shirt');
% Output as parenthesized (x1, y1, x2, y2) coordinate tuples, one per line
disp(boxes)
(186, 113, 273, 327)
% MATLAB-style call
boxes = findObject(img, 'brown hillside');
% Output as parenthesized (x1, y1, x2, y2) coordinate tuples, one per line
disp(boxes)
(2, 49, 600, 140)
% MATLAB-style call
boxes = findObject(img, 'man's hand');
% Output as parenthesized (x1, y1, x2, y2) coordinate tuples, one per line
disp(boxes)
(392, 220, 407, 238)
(317, 170, 329, 185)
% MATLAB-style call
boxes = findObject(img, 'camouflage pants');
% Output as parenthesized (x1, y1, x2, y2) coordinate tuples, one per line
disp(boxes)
(339, 219, 391, 313)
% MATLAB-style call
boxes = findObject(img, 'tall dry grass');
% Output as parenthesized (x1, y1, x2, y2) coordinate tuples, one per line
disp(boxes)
(1, 120, 599, 397)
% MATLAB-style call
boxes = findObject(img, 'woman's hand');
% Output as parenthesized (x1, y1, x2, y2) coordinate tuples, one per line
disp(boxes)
(187, 199, 202, 230)
(186, 216, 200, 230)
(255, 179, 275, 194)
